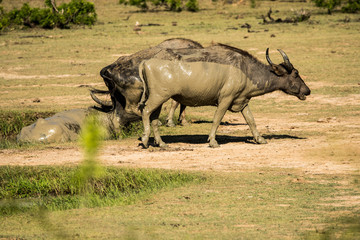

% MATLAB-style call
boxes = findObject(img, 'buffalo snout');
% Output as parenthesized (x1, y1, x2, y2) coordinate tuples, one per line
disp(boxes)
(303, 85, 311, 96)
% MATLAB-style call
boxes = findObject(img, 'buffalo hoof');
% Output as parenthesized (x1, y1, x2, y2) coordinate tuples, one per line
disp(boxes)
(141, 136, 149, 148)
(166, 120, 176, 127)
(209, 140, 220, 148)
(155, 139, 168, 148)
(158, 142, 168, 148)
(140, 143, 148, 149)
(255, 136, 267, 144)
(179, 120, 190, 126)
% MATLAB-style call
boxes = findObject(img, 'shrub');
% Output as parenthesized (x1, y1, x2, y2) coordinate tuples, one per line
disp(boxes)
(185, 0, 199, 12)
(311, 0, 360, 13)
(57, 0, 97, 27)
(342, 0, 360, 12)
(119, 0, 199, 12)
(312, 0, 342, 14)
(0, 0, 97, 31)
(119, 0, 149, 10)
(169, 0, 183, 11)
(0, 5, 9, 31)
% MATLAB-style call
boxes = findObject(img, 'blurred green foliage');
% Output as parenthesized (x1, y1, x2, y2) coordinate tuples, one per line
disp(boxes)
(75, 114, 106, 193)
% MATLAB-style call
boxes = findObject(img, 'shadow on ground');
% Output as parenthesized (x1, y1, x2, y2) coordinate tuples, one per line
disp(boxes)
(192, 120, 246, 126)
(145, 134, 306, 146)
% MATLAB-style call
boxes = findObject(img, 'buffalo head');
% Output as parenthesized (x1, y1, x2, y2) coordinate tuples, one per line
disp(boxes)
(266, 48, 311, 100)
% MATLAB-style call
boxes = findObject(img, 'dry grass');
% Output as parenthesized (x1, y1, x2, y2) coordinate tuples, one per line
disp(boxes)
(1, 0, 359, 112)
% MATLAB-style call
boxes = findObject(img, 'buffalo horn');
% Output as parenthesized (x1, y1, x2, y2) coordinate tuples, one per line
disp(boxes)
(90, 89, 113, 107)
(277, 49, 293, 70)
(266, 48, 274, 66)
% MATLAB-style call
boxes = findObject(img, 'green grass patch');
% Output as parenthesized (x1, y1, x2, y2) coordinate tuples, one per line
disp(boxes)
(118, 121, 144, 139)
(2, 170, 359, 239)
(0, 166, 205, 215)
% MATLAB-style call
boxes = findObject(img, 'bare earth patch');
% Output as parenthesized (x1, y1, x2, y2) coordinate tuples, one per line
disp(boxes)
(1, 85, 359, 175)
(0, 72, 94, 80)
(1, 136, 357, 175)
(1, 93, 359, 176)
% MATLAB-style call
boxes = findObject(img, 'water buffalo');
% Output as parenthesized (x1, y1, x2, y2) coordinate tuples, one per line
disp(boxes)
(139, 45, 311, 148)
(17, 109, 120, 144)
(91, 38, 203, 126)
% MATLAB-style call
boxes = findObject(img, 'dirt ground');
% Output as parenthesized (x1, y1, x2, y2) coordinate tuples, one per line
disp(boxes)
(1, 91, 359, 176)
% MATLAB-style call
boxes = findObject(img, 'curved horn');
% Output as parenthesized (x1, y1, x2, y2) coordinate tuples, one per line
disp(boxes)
(266, 48, 274, 66)
(90, 90, 113, 107)
(90, 88, 110, 95)
(277, 49, 292, 70)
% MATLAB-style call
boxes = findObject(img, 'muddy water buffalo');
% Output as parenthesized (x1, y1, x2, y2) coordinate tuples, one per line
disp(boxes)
(139, 46, 311, 148)
(91, 38, 203, 126)
(17, 109, 121, 144)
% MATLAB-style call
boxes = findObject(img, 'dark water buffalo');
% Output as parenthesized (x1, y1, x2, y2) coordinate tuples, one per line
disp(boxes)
(139, 45, 311, 148)
(91, 38, 203, 126)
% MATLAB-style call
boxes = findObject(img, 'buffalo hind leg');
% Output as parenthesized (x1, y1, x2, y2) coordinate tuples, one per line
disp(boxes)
(141, 105, 152, 148)
(166, 100, 179, 127)
(141, 98, 168, 148)
(166, 101, 188, 127)
(178, 104, 188, 126)
(151, 105, 167, 148)
(241, 105, 267, 144)
(208, 98, 233, 148)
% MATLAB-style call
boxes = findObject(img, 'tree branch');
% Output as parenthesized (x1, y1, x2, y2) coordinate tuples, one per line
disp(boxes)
(50, 0, 59, 14)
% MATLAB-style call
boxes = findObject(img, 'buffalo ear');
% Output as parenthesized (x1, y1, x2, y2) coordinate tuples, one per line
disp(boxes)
(270, 64, 287, 76)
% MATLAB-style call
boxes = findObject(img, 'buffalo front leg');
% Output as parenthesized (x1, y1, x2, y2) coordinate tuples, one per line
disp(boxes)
(241, 105, 267, 144)
(208, 98, 233, 148)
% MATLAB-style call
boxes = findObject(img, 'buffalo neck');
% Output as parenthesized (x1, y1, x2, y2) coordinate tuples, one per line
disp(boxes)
(240, 59, 284, 98)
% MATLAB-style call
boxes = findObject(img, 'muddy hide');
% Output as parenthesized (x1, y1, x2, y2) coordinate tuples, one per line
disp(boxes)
(92, 38, 204, 126)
